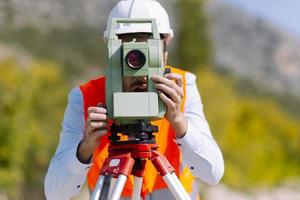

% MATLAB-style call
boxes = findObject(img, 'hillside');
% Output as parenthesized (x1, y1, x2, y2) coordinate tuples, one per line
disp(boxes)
(207, 0, 300, 98)
(1, 0, 300, 99)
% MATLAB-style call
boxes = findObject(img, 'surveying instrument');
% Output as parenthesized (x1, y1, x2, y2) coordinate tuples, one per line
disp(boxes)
(90, 19, 191, 200)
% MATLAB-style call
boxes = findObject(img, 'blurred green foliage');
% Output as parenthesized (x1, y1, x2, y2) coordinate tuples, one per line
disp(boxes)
(175, 0, 212, 72)
(197, 69, 300, 188)
(0, 58, 69, 199)
(0, 25, 105, 77)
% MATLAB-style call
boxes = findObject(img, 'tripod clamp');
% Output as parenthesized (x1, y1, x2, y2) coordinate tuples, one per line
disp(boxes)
(109, 121, 158, 143)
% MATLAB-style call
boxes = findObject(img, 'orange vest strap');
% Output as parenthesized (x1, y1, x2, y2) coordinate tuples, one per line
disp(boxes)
(79, 76, 106, 120)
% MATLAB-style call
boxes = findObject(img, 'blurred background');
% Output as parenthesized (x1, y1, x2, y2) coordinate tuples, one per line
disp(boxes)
(0, 0, 300, 199)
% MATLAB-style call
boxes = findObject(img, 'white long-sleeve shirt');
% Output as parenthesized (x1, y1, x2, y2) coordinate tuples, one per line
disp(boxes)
(44, 72, 224, 200)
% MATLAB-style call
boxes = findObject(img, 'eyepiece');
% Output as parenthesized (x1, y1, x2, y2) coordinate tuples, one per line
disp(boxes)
(126, 50, 146, 69)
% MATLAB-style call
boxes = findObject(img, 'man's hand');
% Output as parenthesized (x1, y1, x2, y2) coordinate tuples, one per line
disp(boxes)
(77, 106, 108, 163)
(151, 73, 188, 138)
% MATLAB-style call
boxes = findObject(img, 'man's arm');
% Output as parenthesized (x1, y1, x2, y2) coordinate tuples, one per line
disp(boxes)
(152, 72, 224, 185)
(44, 87, 91, 200)
(177, 72, 224, 185)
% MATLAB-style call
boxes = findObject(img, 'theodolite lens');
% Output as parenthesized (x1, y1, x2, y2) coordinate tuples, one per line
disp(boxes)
(126, 50, 146, 69)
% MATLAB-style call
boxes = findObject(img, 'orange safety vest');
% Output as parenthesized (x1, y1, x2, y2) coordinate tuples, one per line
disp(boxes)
(80, 66, 195, 198)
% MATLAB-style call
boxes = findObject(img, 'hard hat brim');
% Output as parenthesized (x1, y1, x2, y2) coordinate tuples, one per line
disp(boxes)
(103, 25, 173, 43)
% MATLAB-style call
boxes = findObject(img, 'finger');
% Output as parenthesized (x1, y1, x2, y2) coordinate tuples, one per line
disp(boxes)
(85, 121, 108, 135)
(152, 74, 173, 86)
(90, 121, 108, 129)
(152, 74, 183, 97)
(89, 112, 108, 121)
(152, 73, 181, 87)
(155, 83, 181, 103)
(88, 106, 107, 114)
(164, 73, 183, 88)
(158, 91, 176, 109)
(86, 114, 107, 126)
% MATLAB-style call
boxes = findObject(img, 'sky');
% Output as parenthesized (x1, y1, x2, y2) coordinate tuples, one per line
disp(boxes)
(222, 0, 300, 38)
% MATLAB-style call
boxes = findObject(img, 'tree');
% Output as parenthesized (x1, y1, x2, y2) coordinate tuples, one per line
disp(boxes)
(0, 58, 69, 199)
(175, 0, 212, 71)
(197, 69, 300, 188)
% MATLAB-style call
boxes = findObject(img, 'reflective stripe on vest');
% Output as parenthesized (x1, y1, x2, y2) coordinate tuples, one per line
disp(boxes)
(80, 66, 194, 198)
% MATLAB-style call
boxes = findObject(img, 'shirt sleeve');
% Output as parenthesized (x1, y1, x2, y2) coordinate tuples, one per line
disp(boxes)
(44, 87, 91, 200)
(176, 72, 224, 185)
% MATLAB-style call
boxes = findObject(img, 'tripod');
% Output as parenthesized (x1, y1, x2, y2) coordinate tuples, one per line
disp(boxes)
(90, 121, 191, 200)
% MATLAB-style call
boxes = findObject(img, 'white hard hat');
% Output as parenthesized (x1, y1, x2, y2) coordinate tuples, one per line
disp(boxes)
(104, 0, 173, 43)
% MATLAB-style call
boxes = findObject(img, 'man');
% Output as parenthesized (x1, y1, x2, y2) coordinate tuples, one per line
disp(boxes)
(44, 0, 224, 199)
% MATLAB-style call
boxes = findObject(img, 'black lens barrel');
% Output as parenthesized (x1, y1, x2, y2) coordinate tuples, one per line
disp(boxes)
(126, 50, 146, 69)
